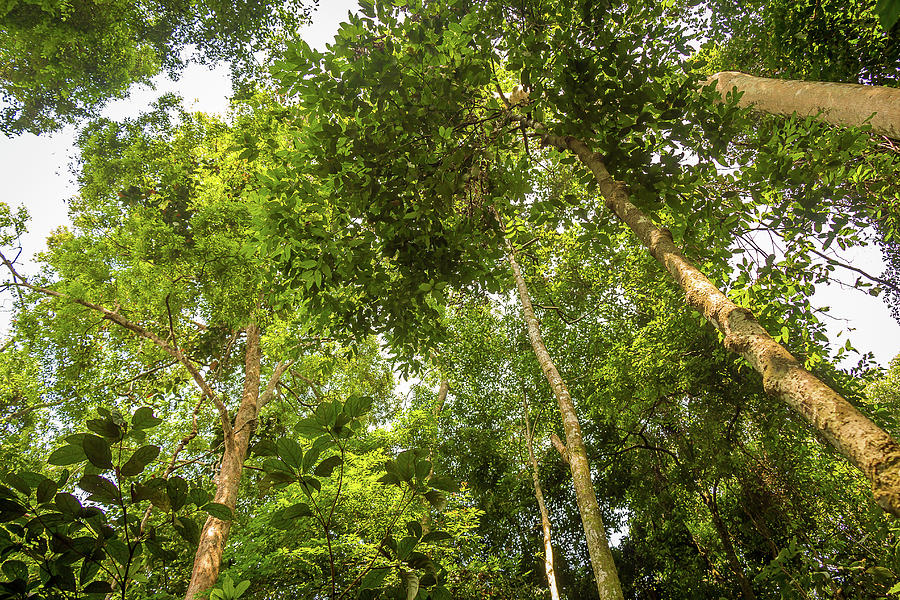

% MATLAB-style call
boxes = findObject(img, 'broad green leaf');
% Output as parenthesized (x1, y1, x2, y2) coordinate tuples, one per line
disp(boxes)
(313, 455, 342, 477)
(131, 407, 163, 430)
(82, 435, 113, 469)
(167, 476, 188, 512)
(78, 475, 119, 503)
(120, 445, 161, 477)
(48, 444, 87, 466)
(203, 502, 233, 521)
(421, 530, 452, 543)
(276, 438, 304, 471)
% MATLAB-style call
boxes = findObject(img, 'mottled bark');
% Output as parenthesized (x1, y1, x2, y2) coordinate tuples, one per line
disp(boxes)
(184, 324, 263, 600)
(705, 71, 900, 139)
(514, 115, 900, 517)
(505, 240, 624, 600)
(522, 395, 562, 600)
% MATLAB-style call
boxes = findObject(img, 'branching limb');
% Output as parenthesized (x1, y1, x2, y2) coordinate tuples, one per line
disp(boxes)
(0, 249, 233, 441)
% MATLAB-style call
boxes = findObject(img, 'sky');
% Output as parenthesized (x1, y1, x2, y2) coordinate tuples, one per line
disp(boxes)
(0, 0, 897, 367)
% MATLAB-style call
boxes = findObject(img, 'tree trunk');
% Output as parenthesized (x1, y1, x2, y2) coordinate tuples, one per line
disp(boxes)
(704, 71, 900, 139)
(184, 324, 262, 600)
(515, 115, 900, 518)
(522, 394, 562, 600)
(701, 490, 756, 600)
(505, 240, 624, 600)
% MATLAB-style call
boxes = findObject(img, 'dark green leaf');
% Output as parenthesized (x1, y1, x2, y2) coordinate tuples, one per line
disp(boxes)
(167, 476, 188, 512)
(48, 444, 88, 466)
(54, 492, 82, 514)
(78, 475, 119, 503)
(421, 530, 452, 544)
(276, 438, 304, 471)
(202, 502, 233, 521)
(428, 475, 457, 493)
(36, 479, 57, 504)
(120, 445, 160, 477)
(313, 455, 342, 477)
(87, 418, 123, 440)
(173, 517, 200, 545)
(131, 407, 163, 430)
(82, 435, 113, 470)
(283, 502, 312, 520)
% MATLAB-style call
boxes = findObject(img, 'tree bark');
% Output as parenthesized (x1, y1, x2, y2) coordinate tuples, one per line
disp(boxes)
(704, 71, 900, 139)
(184, 324, 262, 600)
(514, 115, 900, 517)
(505, 239, 624, 600)
(522, 394, 562, 600)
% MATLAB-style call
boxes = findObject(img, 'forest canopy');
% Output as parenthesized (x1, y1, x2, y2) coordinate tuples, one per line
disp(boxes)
(1, 0, 900, 599)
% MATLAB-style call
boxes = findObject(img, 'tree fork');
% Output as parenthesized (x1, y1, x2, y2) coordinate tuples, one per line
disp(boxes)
(704, 71, 900, 139)
(185, 327, 292, 599)
(511, 114, 900, 517)
(504, 236, 624, 600)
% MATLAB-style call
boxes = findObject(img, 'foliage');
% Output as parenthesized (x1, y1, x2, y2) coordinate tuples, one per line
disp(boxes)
(0, 0, 318, 134)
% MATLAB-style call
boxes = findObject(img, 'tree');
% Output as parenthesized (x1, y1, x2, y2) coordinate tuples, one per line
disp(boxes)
(0, 0, 317, 134)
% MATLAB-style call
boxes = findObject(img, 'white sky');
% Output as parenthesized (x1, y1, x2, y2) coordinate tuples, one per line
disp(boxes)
(0, 0, 897, 366)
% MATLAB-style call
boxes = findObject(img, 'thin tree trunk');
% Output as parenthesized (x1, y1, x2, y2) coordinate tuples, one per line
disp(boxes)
(700, 489, 755, 600)
(704, 71, 900, 139)
(522, 392, 562, 600)
(513, 115, 900, 517)
(505, 239, 624, 600)
(184, 324, 262, 600)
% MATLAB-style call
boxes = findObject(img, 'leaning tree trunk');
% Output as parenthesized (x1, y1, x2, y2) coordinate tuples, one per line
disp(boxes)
(505, 240, 624, 600)
(512, 114, 900, 517)
(184, 324, 262, 599)
(522, 394, 562, 600)
(705, 71, 900, 139)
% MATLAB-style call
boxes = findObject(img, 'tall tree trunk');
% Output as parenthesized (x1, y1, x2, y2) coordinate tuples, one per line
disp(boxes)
(705, 71, 900, 139)
(505, 239, 624, 600)
(522, 393, 562, 600)
(184, 324, 262, 600)
(512, 115, 900, 517)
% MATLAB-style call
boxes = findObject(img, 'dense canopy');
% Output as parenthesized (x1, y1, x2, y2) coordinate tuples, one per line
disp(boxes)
(1, 0, 900, 599)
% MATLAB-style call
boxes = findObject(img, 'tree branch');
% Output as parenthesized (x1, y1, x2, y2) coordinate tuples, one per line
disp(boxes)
(0, 250, 233, 441)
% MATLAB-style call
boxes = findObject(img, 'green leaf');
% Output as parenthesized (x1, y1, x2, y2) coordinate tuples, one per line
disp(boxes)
(48, 444, 87, 466)
(36, 478, 57, 504)
(84, 581, 114, 593)
(295, 417, 324, 437)
(1, 559, 27, 581)
(428, 474, 458, 493)
(82, 435, 113, 469)
(276, 438, 304, 471)
(120, 445, 161, 477)
(54, 492, 82, 514)
(234, 579, 251, 597)
(423, 490, 446, 510)
(78, 475, 120, 503)
(167, 476, 188, 512)
(203, 502, 233, 521)
(283, 502, 313, 520)
(174, 516, 200, 545)
(344, 394, 373, 418)
(131, 407, 163, 430)
(313, 455, 342, 477)
(421, 530, 452, 543)
(406, 520, 422, 539)
(876, 0, 900, 29)
(87, 418, 123, 440)
(415, 459, 432, 481)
